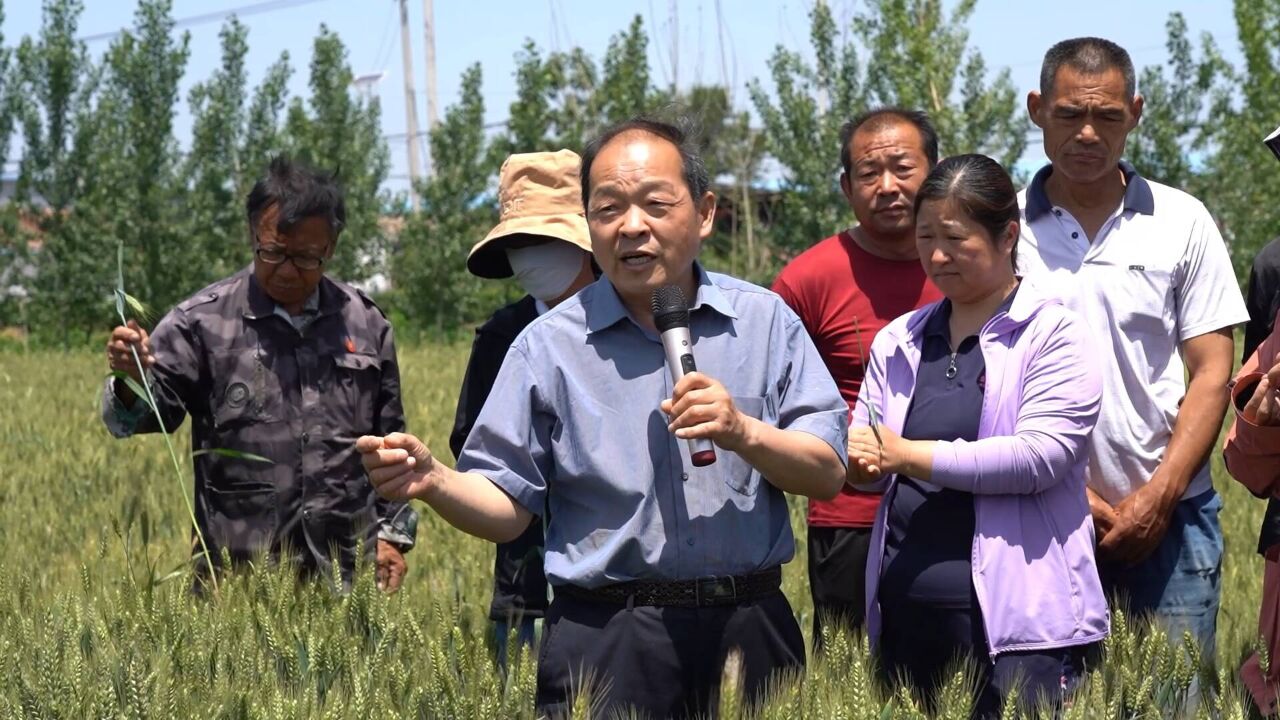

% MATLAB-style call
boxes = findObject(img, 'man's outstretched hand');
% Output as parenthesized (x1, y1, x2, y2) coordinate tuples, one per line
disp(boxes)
(358, 432, 440, 502)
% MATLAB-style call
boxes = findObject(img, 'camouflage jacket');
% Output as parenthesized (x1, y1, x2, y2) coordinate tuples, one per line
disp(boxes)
(101, 268, 416, 580)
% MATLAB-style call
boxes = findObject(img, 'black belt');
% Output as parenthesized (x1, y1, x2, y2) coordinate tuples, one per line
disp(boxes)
(556, 567, 782, 608)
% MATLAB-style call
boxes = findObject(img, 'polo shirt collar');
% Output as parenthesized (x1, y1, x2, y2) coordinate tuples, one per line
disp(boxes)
(1024, 160, 1155, 222)
(586, 262, 736, 335)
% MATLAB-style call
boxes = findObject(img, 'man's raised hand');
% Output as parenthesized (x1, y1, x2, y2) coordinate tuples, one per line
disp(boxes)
(357, 432, 439, 502)
(106, 320, 155, 405)
(661, 372, 752, 452)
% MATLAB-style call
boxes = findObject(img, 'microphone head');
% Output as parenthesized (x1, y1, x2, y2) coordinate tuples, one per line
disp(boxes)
(651, 285, 690, 332)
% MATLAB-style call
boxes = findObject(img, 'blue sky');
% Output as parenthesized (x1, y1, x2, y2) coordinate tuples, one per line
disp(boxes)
(2, 0, 1245, 194)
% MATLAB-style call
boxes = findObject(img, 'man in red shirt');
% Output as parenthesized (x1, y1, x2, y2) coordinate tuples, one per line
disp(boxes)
(772, 108, 942, 649)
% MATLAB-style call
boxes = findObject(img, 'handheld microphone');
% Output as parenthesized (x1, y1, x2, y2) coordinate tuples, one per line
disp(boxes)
(652, 285, 717, 467)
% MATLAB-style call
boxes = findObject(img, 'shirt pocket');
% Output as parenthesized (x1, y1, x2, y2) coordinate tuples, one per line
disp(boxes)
(1086, 264, 1174, 340)
(722, 395, 766, 496)
(327, 351, 382, 433)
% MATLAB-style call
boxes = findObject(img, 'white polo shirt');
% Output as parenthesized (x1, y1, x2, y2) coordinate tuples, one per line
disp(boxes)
(1018, 162, 1249, 505)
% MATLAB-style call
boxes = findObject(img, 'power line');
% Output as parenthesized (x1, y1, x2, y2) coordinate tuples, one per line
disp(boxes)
(370, 2, 399, 73)
(78, 0, 327, 43)
(382, 119, 507, 141)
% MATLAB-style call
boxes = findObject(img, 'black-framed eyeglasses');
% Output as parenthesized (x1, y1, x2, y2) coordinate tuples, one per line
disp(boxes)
(254, 245, 326, 271)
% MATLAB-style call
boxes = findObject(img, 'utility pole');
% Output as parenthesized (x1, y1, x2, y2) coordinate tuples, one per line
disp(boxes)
(398, 0, 421, 210)
(422, 0, 439, 177)
(669, 0, 678, 90)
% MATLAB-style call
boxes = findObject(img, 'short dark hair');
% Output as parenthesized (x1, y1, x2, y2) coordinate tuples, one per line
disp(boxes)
(1040, 37, 1136, 100)
(913, 154, 1019, 269)
(839, 107, 940, 177)
(245, 155, 347, 243)
(579, 117, 710, 210)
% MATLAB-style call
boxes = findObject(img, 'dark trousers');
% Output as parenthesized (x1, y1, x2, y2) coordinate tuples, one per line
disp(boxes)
(535, 590, 806, 719)
(880, 598, 1097, 719)
(490, 512, 547, 670)
(490, 518, 549, 621)
(807, 525, 872, 651)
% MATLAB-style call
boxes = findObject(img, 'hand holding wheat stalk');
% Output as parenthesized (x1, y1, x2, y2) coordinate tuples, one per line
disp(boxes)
(111, 244, 222, 594)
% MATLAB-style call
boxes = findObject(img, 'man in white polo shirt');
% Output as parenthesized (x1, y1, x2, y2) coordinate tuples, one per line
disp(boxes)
(1018, 37, 1248, 659)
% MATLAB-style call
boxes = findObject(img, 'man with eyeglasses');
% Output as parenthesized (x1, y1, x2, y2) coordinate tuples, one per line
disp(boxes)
(101, 156, 417, 593)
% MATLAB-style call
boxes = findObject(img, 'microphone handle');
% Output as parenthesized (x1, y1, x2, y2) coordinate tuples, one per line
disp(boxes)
(659, 326, 718, 467)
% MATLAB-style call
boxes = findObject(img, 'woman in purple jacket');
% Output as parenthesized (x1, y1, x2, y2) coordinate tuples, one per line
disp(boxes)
(847, 154, 1108, 716)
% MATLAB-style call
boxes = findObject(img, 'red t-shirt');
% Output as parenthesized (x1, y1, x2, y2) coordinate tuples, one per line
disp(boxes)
(772, 230, 943, 528)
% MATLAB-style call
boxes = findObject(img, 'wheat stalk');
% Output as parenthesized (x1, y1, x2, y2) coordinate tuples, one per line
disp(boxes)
(113, 243, 219, 596)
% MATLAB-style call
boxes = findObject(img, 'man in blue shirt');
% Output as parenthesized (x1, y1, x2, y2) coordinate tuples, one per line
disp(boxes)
(358, 118, 848, 718)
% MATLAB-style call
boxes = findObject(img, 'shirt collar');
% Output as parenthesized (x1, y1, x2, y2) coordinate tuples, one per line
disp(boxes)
(271, 288, 321, 326)
(245, 270, 328, 321)
(918, 283, 1022, 342)
(585, 262, 738, 335)
(1024, 160, 1155, 222)
(923, 299, 953, 339)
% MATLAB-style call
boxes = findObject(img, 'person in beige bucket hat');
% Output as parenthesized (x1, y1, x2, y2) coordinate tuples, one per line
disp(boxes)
(450, 149, 596, 668)
(465, 148, 595, 298)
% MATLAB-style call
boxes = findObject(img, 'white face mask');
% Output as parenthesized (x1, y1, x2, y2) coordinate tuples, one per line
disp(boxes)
(506, 242, 588, 303)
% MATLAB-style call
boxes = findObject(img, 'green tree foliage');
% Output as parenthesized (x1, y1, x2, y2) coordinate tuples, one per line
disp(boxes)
(182, 18, 253, 283)
(282, 26, 390, 282)
(855, 0, 1026, 167)
(0, 0, 14, 171)
(0, 0, 26, 329)
(1199, 0, 1280, 278)
(492, 16, 667, 158)
(595, 15, 653, 124)
(12, 0, 96, 214)
(749, 3, 868, 262)
(751, 0, 1027, 264)
(13, 0, 105, 345)
(389, 16, 686, 335)
(491, 40, 559, 157)
(1124, 5, 1280, 281)
(3, 2, 386, 346)
(3, 0, 1277, 341)
(674, 84, 769, 280)
(179, 21, 294, 289)
(1125, 13, 1229, 193)
(89, 0, 191, 312)
(389, 64, 500, 333)
(241, 54, 293, 191)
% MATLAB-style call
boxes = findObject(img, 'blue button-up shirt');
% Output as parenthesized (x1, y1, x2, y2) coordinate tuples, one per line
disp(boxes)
(457, 266, 848, 588)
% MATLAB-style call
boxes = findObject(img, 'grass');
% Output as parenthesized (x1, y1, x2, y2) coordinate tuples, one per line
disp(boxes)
(0, 343, 1271, 718)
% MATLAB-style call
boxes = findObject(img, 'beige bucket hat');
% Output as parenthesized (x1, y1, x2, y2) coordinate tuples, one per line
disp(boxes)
(467, 148, 593, 279)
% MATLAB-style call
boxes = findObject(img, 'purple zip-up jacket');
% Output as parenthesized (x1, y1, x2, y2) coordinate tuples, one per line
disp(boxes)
(855, 277, 1109, 657)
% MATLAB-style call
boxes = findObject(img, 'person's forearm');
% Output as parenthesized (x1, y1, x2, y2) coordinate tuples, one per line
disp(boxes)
(420, 467, 534, 543)
(1153, 371, 1232, 502)
(923, 429, 1093, 495)
(1223, 375, 1280, 495)
(736, 417, 844, 499)
(893, 439, 934, 481)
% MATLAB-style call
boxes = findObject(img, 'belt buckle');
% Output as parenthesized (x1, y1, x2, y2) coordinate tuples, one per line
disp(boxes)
(694, 575, 737, 606)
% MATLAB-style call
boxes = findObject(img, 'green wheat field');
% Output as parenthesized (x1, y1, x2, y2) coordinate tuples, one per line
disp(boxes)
(0, 343, 1269, 718)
